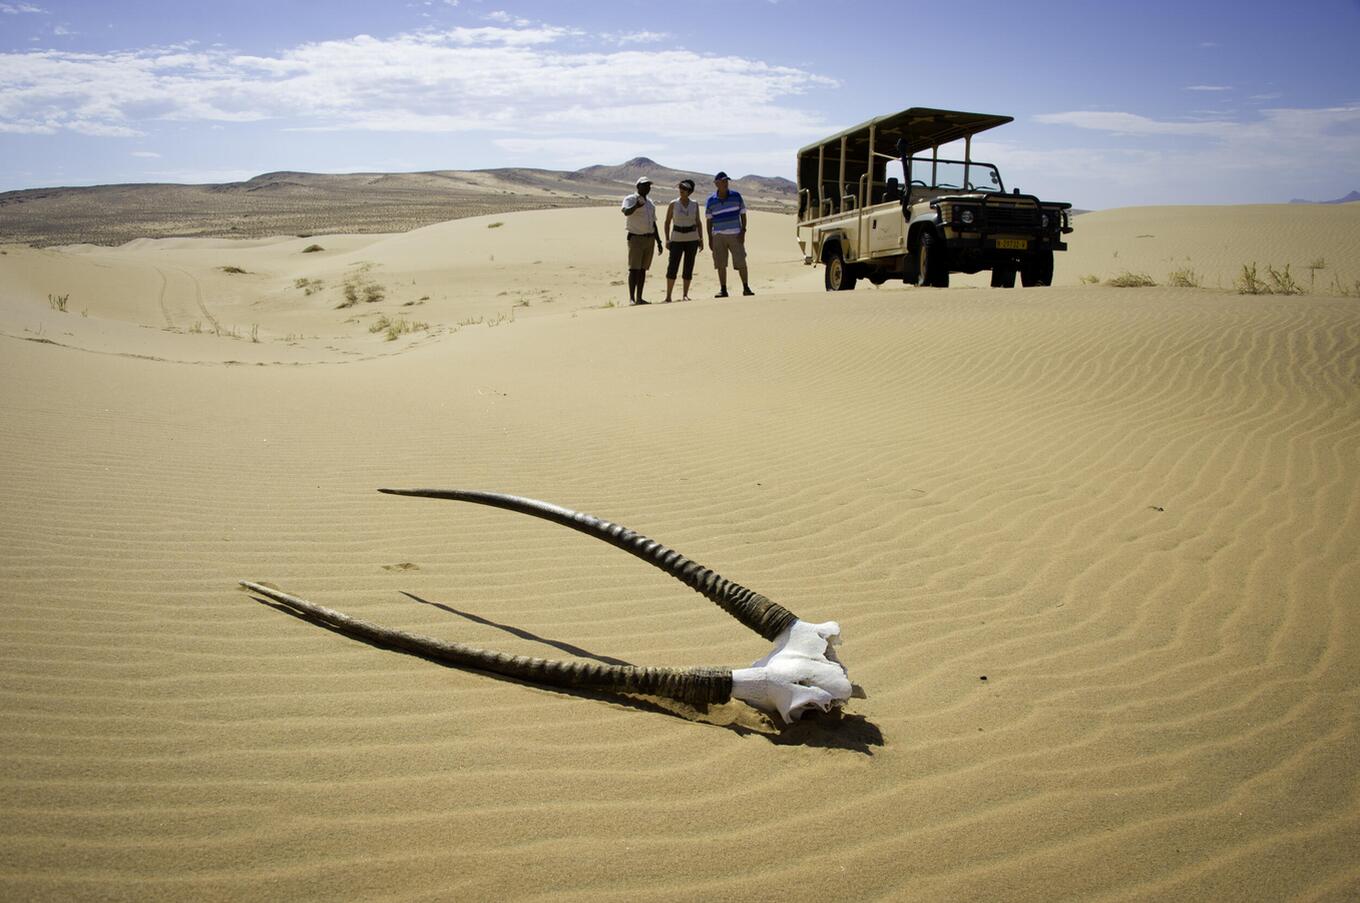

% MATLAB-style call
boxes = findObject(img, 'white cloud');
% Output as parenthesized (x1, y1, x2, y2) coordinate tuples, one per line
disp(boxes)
(1185, 84, 1231, 92)
(1025, 105, 1360, 205)
(0, 25, 836, 142)
(1034, 110, 1234, 138)
(0, 3, 46, 13)
(600, 31, 667, 45)
(130, 150, 160, 157)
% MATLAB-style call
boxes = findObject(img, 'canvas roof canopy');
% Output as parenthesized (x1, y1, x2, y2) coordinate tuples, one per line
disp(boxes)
(798, 108, 1014, 160)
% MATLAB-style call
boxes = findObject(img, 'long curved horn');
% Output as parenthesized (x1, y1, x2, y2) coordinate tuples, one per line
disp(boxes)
(377, 488, 799, 640)
(240, 581, 733, 705)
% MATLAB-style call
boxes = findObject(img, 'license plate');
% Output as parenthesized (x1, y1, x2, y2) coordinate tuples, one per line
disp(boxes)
(996, 238, 1028, 250)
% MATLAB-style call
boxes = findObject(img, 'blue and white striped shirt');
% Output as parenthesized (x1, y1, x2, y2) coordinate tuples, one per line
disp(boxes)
(705, 190, 746, 235)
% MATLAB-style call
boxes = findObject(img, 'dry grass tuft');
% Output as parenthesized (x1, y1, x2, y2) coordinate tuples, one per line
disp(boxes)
(1106, 272, 1157, 288)
(369, 315, 430, 341)
(302, 244, 324, 253)
(1167, 267, 1203, 288)
(1237, 262, 1305, 295)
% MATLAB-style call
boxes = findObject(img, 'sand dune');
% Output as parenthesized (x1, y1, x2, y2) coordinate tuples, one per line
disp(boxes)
(1, 202, 1358, 900)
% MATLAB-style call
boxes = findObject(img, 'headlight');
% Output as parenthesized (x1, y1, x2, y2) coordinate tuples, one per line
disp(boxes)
(960, 209, 975, 225)
(1041, 212, 1051, 229)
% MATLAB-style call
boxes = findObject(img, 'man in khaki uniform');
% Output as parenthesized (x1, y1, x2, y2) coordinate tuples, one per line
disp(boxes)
(620, 176, 664, 305)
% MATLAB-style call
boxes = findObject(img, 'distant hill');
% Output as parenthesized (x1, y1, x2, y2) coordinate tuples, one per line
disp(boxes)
(567, 157, 795, 203)
(0, 159, 797, 247)
(1288, 190, 1360, 205)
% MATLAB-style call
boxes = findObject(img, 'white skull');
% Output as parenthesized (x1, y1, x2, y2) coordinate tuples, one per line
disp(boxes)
(730, 620, 852, 723)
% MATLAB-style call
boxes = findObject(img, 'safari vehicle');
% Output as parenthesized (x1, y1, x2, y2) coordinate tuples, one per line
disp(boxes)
(796, 107, 1073, 289)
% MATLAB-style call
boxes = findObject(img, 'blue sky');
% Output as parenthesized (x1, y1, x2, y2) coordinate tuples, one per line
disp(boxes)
(2, 0, 1358, 207)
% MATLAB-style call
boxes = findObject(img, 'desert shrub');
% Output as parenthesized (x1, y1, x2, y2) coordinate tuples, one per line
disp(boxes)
(369, 315, 425, 341)
(1237, 263, 1268, 294)
(1265, 264, 1303, 295)
(487, 221, 504, 229)
(1307, 258, 1327, 290)
(1106, 271, 1156, 288)
(337, 281, 360, 308)
(1237, 262, 1304, 295)
(249, 323, 260, 343)
(1327, 275, 1358, 297)
(1167, 267, 1202, 288)
(293, 277, 324, 295)
(47, 293, 69, 312)
(302, 244, 324, 253)
(1079, 274, 1101, 285)
(362, 282, 385, 303)
(220, 266, 247, 274)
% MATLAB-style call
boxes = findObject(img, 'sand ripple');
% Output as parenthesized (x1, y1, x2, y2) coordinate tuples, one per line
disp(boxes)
(2, 214, 1358, 899)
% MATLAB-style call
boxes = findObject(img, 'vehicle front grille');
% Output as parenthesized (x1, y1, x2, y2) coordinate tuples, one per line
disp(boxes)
(984, 204, 1040, 232)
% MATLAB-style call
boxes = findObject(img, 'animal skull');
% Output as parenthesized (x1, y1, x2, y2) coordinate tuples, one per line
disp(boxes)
(732, 620, 852, 722)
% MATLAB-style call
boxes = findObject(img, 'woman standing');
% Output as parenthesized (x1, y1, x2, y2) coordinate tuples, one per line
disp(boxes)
(663, 179, 704, 302)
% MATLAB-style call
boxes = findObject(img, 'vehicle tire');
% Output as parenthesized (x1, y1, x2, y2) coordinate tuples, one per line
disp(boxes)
(916, 230, 950, 288)
(824, 249, 857, 291)
(868, 273, 887, 286)
(1020, 250, 1054, 287)
(990, 265, 1017, 288)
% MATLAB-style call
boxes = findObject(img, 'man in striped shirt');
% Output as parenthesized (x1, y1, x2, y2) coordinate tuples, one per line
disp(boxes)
(705, 171, 754, 298)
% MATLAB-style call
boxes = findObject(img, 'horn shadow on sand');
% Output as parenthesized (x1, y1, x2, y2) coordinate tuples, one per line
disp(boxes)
(399, 591, 635, 667)
(243, 588, 884, 755)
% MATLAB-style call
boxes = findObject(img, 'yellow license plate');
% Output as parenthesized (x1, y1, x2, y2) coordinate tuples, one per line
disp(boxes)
(996, 238, 1028, 250)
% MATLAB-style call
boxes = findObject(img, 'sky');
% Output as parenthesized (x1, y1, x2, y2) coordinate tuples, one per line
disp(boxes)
(1, 0, 1358, 208)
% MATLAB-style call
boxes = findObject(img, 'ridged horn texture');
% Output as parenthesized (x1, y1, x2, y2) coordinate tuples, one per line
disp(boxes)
(377, 488, 800, 641)
(240, 581, 734, 705)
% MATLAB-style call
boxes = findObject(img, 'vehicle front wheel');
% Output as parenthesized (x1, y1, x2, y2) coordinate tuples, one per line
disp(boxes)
(825, 250, 857, 291)
(1020, 250, 1054, 287)
(916, 230, 950, 288)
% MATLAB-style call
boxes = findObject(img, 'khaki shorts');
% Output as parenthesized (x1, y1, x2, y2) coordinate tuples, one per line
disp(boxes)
(627, 233, 656, 269)
(711, 232, 746, 269)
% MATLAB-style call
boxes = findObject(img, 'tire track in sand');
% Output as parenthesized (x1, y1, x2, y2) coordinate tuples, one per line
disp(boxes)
(153, 267, 173, 328)
(153, 266, 219, 333)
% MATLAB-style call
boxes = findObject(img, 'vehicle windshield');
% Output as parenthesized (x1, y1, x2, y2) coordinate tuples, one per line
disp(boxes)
(904, 157, 1004, 193)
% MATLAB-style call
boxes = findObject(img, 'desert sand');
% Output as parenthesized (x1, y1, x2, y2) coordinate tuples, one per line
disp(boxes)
(2, 202, 1359, 900)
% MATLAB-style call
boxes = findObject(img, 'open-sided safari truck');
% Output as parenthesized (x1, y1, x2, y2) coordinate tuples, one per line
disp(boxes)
(797, 107, 1073, 289)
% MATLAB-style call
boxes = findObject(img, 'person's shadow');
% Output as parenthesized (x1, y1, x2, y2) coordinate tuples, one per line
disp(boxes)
(245, 586, 883, 755)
